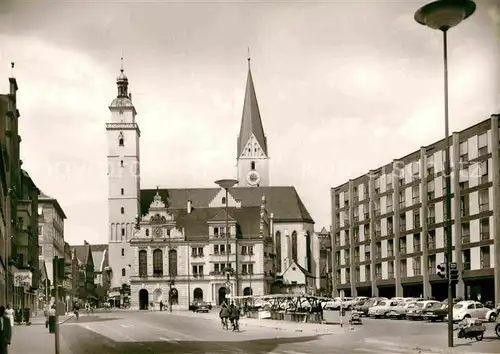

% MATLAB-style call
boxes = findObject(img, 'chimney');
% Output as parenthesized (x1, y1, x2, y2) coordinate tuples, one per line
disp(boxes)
(187, 200, 192, 214)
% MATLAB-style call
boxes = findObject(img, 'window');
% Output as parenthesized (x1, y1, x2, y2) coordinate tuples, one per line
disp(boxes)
(428, 204, 435, 224)
(214, 245, 219, 254)
(121, 228, 125, 236)
(121, 188, 124, 195)
(388, 261, 394, 278)
(480, 247, 490, 268)
(376, 242, 382, 258)
(427, 180, 435, 200)
(366, 265, 371, 281)
(461, 222, 470, 243)
(221, 197, 226, 204)
(376, 264, 382, 279)
(428, 255, 436, 274)
(459, 141, 468, 162)
(153, 249, 163, 277)
(414, 210, 420, 228)
(480, 218, 490, 240)
(478, 133, 488, 156)
(118, 132, 124, 146)
(169, 249, 178, 276)
(251, 161, 255, 170)
(399, 191, 405, 208)
(412, 161, 419, 178)
(291, 231, 298, 261)
(121, 248, 124, 256)
(121, 207, 125, 214)
(460, 195, 469, 216)
(146, 229, 150, 237)
(400, 236, 406, 255)
(122, 268, 126, 277)
(275, 231, 282, 273)
(462, 249, 471, 270)
(387, 240, 394, 256)
(400, 259, 407, 277)
(386, 197, 393, 213)
(428, 230, 436, 249)
(120, 160, 124, 167)
(374, 177, 380, 194)
(138, 250, 147, 277)
(480, 161, 488, 184)
(413, 257, 421, 275)
(414, 233, 421, 251)
(400, 213, 406, 231)
(427, 154, 435, 176)
(386, 176, 393, 191)
(479, 189, 489, 212)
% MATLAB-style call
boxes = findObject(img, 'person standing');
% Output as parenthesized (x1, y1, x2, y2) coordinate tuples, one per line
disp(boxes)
(0, 306, 13, 354)
(3, 306, 13, 329)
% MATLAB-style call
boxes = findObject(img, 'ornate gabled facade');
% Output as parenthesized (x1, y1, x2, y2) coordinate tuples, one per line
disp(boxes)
(107, 59, 316, 309)
(129, 191, 274, 309)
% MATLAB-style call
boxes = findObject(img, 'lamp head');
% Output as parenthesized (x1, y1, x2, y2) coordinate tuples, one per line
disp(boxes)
(215, 179, 239, 190)
(414, 0, 476, 31)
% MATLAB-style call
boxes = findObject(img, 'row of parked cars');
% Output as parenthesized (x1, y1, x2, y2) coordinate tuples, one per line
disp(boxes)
(324, 296, 500, 323)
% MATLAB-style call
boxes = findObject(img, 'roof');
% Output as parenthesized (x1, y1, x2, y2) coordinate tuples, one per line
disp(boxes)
(165, 206, 262, 241)
(282, 259, 313, 278)
(140, 186, 313, 223)
(91, 244, 108, 272)
(38, 190, 67, 219)
(237, 65, 267, 157)
(72, 242, 92, 265)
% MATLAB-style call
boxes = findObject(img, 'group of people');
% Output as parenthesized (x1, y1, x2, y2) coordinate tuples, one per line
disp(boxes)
(0, 305, 15, 354)
(219, 302, 240, 331)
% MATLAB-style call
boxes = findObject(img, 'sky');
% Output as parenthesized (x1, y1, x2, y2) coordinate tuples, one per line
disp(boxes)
(0, 0, 498, 246)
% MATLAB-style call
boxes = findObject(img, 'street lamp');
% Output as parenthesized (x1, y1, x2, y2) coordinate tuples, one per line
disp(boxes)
(414, 0, 476, 348)
(215, 179, 239, 299)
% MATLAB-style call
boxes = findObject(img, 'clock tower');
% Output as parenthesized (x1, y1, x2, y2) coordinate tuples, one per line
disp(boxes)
(236, 58, 269, 187)
(107, 61, 141, 290)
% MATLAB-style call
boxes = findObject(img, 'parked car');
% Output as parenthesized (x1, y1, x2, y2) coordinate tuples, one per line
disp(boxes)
(422, 302, 448, 322)
(452, 301, 490, 322)
(368, 299, 399, 318)
(386, 301, 416, 319)
(406, 300, 439, 320)
(189, 301, 212, 312)
(356, 298, 387, 316)
(486, 303, 500, 322)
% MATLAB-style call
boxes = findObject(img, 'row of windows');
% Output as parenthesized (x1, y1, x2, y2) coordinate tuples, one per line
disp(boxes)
(337, 246, 492, 283)
(138, 249, 177, 277)
(334, 132, 491, 207)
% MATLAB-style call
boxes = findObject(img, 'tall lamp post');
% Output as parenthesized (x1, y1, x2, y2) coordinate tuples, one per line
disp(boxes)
(215, 179, 239, 300)
(414, 0, 476, 348)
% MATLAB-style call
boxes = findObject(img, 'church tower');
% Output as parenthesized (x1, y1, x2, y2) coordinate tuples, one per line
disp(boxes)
(237, 58, 269, 187)
(107, 60, 141, 290)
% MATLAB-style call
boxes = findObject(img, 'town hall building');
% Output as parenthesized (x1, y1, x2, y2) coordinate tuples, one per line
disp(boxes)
(106, 59, 317, 309)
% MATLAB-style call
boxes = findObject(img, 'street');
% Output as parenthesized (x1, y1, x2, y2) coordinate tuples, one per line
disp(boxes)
(10, 310, 500, 354)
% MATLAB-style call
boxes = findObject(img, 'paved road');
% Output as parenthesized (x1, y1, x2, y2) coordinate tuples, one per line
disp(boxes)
(10, 310, 500, 353)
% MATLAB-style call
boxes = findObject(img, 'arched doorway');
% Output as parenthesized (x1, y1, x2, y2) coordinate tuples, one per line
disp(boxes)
(218, 287, 227, 305)
(169, 288, 178, 305)
(193, 288, 203, 301)
(243, 287, 253, 296)
(153, 289, 163, 304)
(139, 289, 149, 310)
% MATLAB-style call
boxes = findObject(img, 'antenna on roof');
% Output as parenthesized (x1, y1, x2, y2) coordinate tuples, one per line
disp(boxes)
(247, 46, 251, 69)
(10, 62, 15, 77)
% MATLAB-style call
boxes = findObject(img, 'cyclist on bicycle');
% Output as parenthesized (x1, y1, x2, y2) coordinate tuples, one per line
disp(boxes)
(219, 302, 230, 330)
(229, 302, 240, 332)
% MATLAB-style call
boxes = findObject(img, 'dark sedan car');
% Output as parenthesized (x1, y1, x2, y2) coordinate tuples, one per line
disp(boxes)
(422, 302, 448, 322)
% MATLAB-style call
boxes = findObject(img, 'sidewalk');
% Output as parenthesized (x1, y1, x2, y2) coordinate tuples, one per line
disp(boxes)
(30, 313, 75, 325)
(157, 309, 342, 335)
(9, 321, 73, 354)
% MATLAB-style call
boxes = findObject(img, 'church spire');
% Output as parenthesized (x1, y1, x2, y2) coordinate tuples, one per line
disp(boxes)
(116, 57, 129, 98)
(237, 57, 267, 158)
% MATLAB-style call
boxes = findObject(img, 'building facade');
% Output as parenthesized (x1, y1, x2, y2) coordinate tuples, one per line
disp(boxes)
(91, 244, 110, 305)
(0, 70, 41, 309)
(71, 241, 96, 303)
(38, 191, 67, 304)
(106, 60, 316, 308)
(331, 115, 500, 304)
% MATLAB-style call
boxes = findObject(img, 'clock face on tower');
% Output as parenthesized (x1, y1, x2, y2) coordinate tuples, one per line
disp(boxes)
(247, 171, 261, 186)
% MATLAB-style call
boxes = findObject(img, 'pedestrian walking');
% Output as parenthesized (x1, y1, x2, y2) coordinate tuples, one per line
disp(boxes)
(159, 301, 164, 311)
(0, 306, 12, 354)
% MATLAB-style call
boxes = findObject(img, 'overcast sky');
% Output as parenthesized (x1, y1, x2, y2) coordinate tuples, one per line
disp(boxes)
(0, 0, 498, 246)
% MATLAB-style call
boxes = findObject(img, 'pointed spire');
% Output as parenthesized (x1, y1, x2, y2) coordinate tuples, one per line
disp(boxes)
(237, 56, 267, 158)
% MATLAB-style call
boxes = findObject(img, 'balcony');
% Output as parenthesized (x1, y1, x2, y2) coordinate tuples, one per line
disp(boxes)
(192, 273, 205, 278)
(191, 253, 205, 258)
(374, 209, 381, 217)
(462, 234, 470, 244)
(427, 217, 436, 225)
(479, 203, 489, 213)
(353, 215, 359, 222)
(399, 223, 406, 232)
(480, 260, 490, 269)
(463, 262, 471, 270)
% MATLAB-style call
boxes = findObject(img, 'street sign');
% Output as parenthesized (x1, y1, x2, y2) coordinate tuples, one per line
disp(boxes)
(449, 262, 457, 269)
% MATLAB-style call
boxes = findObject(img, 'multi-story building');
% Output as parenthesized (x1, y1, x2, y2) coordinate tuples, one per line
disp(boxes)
(38, 191, 67, 303)
(71, 241, 96, 303)
(331, 114, 500, 304)
(106, 59, 316, 308)
(314, 227, 332, 294)
(130, 191, 273, 309)
(91, 244, 110, 305)
(0, 68, 40, 309)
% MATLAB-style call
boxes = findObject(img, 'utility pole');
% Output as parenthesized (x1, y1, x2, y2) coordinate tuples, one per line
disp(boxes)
(54, 256, 60, 354)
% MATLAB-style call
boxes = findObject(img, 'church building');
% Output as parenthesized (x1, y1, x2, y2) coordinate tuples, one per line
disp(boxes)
(106, 59, 316, 309)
